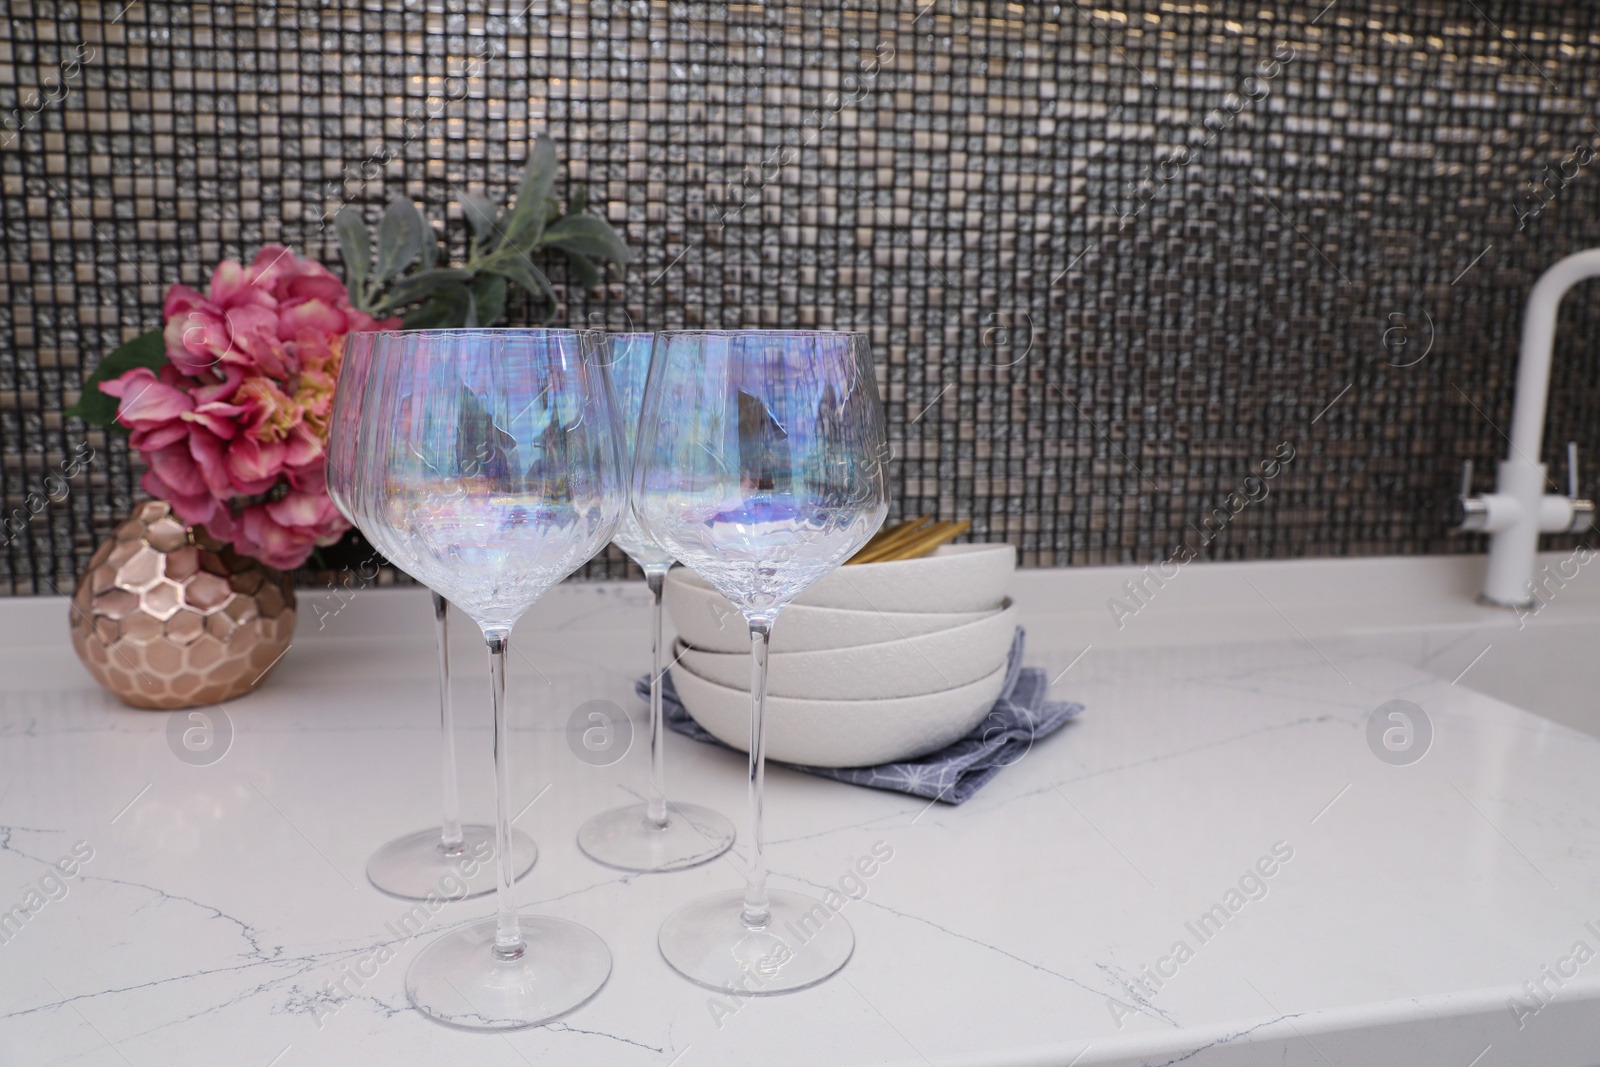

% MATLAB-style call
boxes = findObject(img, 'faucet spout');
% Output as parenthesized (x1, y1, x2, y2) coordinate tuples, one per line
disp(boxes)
(1475, 248, 1600, 607)
(1511, 248, 1600, 460)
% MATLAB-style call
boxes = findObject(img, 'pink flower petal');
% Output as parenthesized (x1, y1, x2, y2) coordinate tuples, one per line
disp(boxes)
(279, 271, 349, 307)
(345, 311, 403, 334)
(287, 463, 328, 496)
(146, 443, 210, 498)
(225, 305, 293, 377)
(181, 400, 245, 440)
(140, 471, 220, 529)
(226, 435, 287, 493)
(209, 258, 277, 310)
(165, 309, 233, 377)
(239, 504, 318, 570)
(265, 489, 334, 528)
(279, 298, 348, 341)
(187, 429, 235, 497)
(191, 365, 248, 405)
(283, 426, 325, 468)
(245, 246, 299, 292)
(129, 423, 191, 452)
(137, 469, 175, 506)
(162, 283, 210, 321)
(198, 505, 236, 544)
(100, 368, 194, 423)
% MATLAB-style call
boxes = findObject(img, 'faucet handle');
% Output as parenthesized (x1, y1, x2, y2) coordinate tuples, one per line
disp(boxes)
(1566, 442, 1595, 532)
(1452, 458, 1490, 532)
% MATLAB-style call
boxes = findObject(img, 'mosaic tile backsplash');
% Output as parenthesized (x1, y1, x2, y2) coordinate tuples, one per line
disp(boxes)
(4, 1, 1600, 593)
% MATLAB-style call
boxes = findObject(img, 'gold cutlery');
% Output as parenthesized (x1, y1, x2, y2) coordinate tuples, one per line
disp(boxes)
(848, 516, 972, 564)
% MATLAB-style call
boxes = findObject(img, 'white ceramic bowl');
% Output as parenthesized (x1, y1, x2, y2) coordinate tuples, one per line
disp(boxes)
(669, 658, 1009, 768)
(665, 574, 1001, 654)
(673, 603, 1017, 699)
(797, 543, 1015, 613)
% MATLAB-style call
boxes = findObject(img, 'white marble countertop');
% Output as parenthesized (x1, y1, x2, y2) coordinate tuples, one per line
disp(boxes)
(3, 553, 1599, 1066)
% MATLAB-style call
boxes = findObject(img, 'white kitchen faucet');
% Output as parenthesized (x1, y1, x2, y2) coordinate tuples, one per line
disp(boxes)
(1453, 248, 1598, 606)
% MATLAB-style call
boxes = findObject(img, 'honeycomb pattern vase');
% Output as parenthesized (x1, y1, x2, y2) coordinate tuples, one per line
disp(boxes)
(69, 500, 297, 710)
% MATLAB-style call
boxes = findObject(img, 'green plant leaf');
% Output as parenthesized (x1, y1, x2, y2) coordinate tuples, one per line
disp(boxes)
(560, 248, 600, 290)
(568, 186, 588, 216)
(419, 219, 440, 271)
(459, 191, 500, 252)
(500, 137, 559, 251)
(405, 281, 478, 330)
(334, 209, 372, 305)
(66, 328, 167, 428)
(483, 252, 558, 318)
(373, 267, 474, 313)
(470, 273, 508, 327)
(539, 213, 632, 266)
(401, 298, 454, 330)
(374, 197, 425, 284)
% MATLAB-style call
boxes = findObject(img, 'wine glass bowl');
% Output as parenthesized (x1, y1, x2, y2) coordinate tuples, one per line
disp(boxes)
(363, 333, 624, 632)
(634, 331, 888, 621)
(347, 328, 626, 1029)
(633, 330, 888, 993)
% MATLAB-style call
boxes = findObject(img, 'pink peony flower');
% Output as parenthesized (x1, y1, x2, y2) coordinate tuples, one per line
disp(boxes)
(101, 246, 399, 570)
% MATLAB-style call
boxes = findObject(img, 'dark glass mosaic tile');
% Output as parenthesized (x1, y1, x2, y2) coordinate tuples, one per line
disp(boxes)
(2, 1, 1599, 593)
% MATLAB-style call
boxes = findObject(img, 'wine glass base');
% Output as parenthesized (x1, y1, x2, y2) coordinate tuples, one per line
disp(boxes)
(405, 916, 611, 1031)
(576, 801, 736, 873)
(366, 825, 537, 900)
(658, 888, 854, 994)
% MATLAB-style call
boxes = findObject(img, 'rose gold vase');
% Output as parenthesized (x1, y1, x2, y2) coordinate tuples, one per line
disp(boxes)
(69, 500, 297, 710)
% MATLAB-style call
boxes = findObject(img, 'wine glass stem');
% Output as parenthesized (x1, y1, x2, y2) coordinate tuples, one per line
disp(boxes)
(485, 631, 524, 961)
(645, 568, 670, 828)
(433, 592, 464, 853)
(742, 618, 774, 930)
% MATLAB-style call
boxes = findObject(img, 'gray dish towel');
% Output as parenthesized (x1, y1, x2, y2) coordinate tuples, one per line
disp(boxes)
(641, 629, 1083, 805)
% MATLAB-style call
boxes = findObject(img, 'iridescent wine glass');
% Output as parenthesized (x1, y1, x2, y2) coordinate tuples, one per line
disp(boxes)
(349, 328, 626, 1029)
(329, 333, 536, 900)
(577, 332, 736, 872)
(633, 330, 888, 993)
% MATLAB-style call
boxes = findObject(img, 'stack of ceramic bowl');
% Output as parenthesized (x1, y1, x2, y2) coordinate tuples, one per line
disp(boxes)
(664, 544, 1017, 768)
